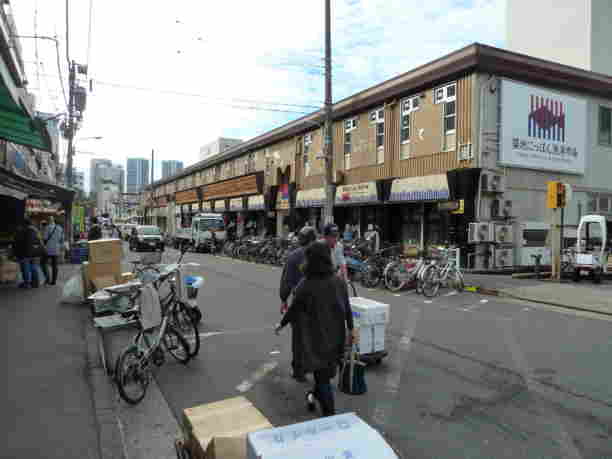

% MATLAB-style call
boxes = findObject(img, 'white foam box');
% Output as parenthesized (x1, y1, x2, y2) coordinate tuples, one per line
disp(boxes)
(373, 324, 386, 353)
(356, 324, 374, 354)
(246, 412, 398, 459)
(350, 297, 390, 326)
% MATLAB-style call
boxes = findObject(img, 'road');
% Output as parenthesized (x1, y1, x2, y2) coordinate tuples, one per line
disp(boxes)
(138, 247, 612, 458)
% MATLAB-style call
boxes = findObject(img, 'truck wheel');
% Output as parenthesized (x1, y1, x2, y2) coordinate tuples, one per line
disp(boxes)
(572, 269, 580, 282)
(593, 269, 602, 284)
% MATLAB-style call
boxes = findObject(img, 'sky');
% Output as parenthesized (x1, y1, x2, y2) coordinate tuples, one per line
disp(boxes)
(12, 0, 505, 192)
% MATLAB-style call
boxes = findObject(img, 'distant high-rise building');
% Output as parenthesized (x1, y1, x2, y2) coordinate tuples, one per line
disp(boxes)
(199, 137, 242, 161)
(507, 0, 612, 76)
(161, 160, 183, 178)
(90, 158, 112, 192)
(73, 170, 85, 192)
(126, 158, 149, 193)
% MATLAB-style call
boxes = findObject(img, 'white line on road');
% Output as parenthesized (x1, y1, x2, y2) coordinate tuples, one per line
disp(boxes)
(236, 361, 278, 393)
(444, 291, 458, 297)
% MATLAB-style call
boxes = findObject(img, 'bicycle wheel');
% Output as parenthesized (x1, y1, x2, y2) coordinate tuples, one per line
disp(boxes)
(383, 261, 405, 292)
(170, 302, 200, 357)
(115, 346, 149, 405)
(421, 265, 441, 298)
(361, 263, 380, 288)
(162, 326, 191, 364)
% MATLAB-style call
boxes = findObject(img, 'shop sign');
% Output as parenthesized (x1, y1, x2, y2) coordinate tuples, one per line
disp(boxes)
(335, 181, 378, 205)
(500, 79, 586, 175)
(277, 183, 290, 210)
(248, 194, 265, 211)
(214, 200, 227, 212)
(175, 188, 199, 205)
(296, 187, 326, 208)
(201, 201, 213, 212)
(229, 197, 244, 212)
(203, 173, 260, 200)
(389, 174, 449, 202)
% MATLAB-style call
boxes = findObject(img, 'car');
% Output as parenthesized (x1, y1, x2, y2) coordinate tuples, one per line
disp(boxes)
(129, 225, 165, 252)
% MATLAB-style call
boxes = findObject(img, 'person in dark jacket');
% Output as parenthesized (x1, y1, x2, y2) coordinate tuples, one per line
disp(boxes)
(276, 241, 356, 417)
(279, 225, 317, 381)
(88, 217, 102, 241)
(14, 218, 42, 288)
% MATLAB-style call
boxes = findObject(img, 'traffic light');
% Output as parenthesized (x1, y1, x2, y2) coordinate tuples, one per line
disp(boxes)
(547, 181, 566, 209)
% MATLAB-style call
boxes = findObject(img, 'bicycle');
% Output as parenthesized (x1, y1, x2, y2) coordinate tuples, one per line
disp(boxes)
(419, 249, 465, 298)
(107, 282, 191, 405)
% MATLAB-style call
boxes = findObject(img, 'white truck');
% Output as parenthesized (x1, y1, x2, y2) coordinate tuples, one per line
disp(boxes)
(170, 213, 226, 252)
(572, 214, 608, 283)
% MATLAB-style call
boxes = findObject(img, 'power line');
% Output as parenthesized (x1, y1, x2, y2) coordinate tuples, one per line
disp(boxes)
(33, 0, 41, 92)
(86, 0, 93, 68)
(65, 0, 71, 65)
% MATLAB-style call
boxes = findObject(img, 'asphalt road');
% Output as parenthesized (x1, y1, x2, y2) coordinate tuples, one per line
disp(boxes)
(138, 247, 612, 458)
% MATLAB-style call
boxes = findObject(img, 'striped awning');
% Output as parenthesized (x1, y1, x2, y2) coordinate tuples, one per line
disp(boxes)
(248, 194, 264, 210)
(389, 174, 449, 202)
(296, 187, 325, 208)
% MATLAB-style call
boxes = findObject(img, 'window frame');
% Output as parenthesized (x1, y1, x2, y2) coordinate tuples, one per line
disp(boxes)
(435, 82, 457, 151)
(400, 96, 420, 145)
(598, 105, 612, 147)
(343, 117, 357, 168)
(370, 108, 385, 163)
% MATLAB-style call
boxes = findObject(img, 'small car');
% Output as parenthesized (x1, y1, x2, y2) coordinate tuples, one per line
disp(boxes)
(129, 225, 165, 252)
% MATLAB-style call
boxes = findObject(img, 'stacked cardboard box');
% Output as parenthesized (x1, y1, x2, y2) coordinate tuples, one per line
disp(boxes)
(82, 239, 123, 298)
(182, 396, 273, 459)
(0, 258, 19, 283)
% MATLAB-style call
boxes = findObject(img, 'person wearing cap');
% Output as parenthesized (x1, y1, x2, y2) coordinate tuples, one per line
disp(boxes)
(322, 223, 348, 280)
(279, 224, 318, 382)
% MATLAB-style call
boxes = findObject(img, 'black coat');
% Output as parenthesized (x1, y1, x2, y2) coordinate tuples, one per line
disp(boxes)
(279, 247, 306, 303)
(14, 225, 40, 259)
(280, 275, 354, 373)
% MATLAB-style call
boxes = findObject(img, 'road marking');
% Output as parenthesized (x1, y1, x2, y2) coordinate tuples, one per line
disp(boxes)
(269, 350, 280, 355)
(523, 307, 530, 312)
(424, 300, 433, 304)
(236, 361, 278, 393)
(444, 291, 458, 297)
(460, 304, 480, 312)
(480, 299, 489, 304)
(393, 294, 401, 297)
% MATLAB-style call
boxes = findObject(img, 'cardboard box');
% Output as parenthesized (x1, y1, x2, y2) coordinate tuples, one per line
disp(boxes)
(0, 261, 19, 282)
(183, 396, 273, 459)
(350, 297, 390, 326)
(88, 239, 123, 264)
(246, 412, 398, 459)
(91, 275, 121, 290)
(121, 272, 136, 283)
(85, 261, 122, 280)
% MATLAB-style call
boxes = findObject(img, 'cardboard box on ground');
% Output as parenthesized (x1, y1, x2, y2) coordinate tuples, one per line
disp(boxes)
(81, 239, 126, 297)
(182, 396, 273, 459)
(0, 259, 19, 283)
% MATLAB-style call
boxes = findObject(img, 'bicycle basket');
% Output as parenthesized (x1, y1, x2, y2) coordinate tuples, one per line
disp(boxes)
(140, 251, 162, 265)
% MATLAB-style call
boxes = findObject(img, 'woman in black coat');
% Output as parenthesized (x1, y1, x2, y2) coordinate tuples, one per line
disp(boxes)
(276, 240, 356, 416)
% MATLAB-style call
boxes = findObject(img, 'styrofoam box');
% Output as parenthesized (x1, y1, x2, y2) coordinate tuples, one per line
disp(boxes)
(350, 297, 390, 326)
(246, 412, 398, 459)
(373, 324, 386, 353)
(357, 325, 374, 354)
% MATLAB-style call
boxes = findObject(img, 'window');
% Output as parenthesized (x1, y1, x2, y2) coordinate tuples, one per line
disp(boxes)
(344, 118, 357, 170)
(599, 197, 609, 212)
(435, 82, 457, 151)
(303, 135, 312, 176)
(247, 152, 255, 173)
(370, 108, 384, 164)
(214, 165, 221, 180)
(400, 97, 420, 156)
(599, 106, 612, 146)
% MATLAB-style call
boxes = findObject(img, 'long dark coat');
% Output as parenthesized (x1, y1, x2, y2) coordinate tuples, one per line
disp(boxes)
(280, 275, 354, 373)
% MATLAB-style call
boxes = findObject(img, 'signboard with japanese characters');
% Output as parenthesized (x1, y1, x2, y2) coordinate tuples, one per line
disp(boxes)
(500, 80, 586, 175)
(335, 181, 378, 205)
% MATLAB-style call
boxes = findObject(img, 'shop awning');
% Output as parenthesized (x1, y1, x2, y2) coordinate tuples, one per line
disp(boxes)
(389, 174, 449, 202)
(228, 197, 244, 212)
(214, 199, 227, 212)
(335, 181, 379, 205)
(0, 167, 74, 203)
(0, 56, 51, 151)
(201, 201, 213, 212)
(248, 194, 265, 211)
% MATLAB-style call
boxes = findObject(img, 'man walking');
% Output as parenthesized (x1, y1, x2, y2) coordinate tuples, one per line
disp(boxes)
(279, 225, 317, 382)
(14, 218, 43, 288)
(322, 223, 348, 280)
(41, 216, 64, 286)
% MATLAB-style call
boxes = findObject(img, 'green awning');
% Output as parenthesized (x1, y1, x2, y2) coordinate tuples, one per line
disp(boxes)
(0, 53, 51, 151)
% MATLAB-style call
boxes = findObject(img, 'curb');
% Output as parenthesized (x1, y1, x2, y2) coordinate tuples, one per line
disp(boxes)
(84, 318, 128, 459)
(467, 285, 612, 317)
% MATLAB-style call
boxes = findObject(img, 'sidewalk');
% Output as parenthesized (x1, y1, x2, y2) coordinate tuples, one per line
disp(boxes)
(1, 263, 101, 459)
(464, 274, 612, 315)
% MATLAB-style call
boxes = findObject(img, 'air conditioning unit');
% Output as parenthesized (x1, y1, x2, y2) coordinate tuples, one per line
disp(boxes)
(458, 143, 473, 161)
(481, 172, 505, 193)
(494, 224, 513, 244)
(502, 200, 513, 218)
(468, 222, 493, 243)
(494, 247, 514, 268)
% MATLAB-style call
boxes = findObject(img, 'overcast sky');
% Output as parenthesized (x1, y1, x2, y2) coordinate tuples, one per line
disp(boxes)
(13, 0, 505, 190)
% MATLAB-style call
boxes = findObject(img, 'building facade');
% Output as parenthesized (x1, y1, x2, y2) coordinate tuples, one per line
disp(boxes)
(199, 137, 243, 161)
(143, 43, 612, 271)
(127, 158, 149, 193)
(90, 159, 112, 193)
(162, 160, 183, 179)
(74, 170, 85, 192)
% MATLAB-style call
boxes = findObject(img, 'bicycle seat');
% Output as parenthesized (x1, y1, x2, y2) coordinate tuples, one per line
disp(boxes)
(120, 306, 140, 319)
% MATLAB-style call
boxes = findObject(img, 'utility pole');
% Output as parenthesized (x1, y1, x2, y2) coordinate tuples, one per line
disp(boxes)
(322, 0, 334, 225)
(151, 149, 154, 185)
(64, 61, 77, 245)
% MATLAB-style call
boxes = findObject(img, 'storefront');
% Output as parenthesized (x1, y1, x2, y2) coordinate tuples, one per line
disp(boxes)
(154, 197, 168, 232)
(175, 188, 200, 229)
(246, 194, 267, 237)
(295, 187, 325, 231)
(276, 183, 291, 236)
(388, 174, 451, 250)
(201, 201, 213, 213)
(334, 181, 383, 239)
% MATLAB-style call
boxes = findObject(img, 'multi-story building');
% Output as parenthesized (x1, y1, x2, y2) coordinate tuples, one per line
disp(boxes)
(90, 159, 112, 192)
(162, 160, 183, 179)
(127, 158, 149, 193)
(199, 137, 243, 161)
(143, 37, 612, 271)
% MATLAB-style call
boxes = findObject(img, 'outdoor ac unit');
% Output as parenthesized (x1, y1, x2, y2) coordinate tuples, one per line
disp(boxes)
(494, 224, 513, 244)
(494, 247, 514, 268)
(458, 143, 473, 161)
(502, 200, 513, 218)
(468, 222, 493, 243)
(481, 172, 505, 193)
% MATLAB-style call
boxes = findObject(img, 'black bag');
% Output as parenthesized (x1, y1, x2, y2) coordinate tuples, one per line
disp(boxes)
(338, 345, 367, 395)
(30, 229, 45, 258)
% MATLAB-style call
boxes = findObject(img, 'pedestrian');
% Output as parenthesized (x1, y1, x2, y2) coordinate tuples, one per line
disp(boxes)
(364, 223, 381, 253)
(275, 241, 357, 417)
(88, 217, 102, 241)
(41, 216, 64, 286)
(14, 217, 44, 288)
(322, 223, 348, 280)
(279, 225, 318, 382)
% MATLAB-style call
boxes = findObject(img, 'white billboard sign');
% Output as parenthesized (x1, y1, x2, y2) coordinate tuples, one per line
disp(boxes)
(500, 80, 587, 175)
